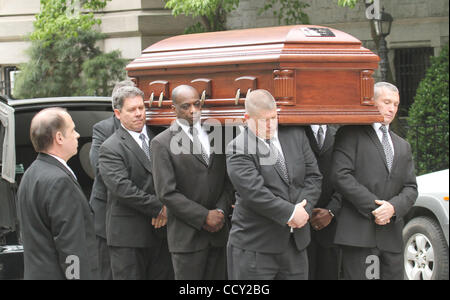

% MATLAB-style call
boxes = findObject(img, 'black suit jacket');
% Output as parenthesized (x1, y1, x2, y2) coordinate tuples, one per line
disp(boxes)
(331, 125, 418, 253)
(305, 125, 341, 248)
(226, 126, 322, 254)
(89, 115, 120, 239)
(98, 125, 164, 248)
(151, 122, 233, 253)
(17, 153, 98, 279)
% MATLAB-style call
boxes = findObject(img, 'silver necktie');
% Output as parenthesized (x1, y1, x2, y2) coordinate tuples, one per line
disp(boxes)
(380, 125, 393, 171)
(139, 133, 151, 161)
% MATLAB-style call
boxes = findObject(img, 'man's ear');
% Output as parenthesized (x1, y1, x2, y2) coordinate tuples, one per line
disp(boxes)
(55, 131, 64, 145)
(113, 108, 120, 120)
(171, 104, 176, 112)
(244, 113, 250, 121)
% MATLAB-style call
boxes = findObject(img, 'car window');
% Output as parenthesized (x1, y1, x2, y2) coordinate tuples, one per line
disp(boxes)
(14, 107, 112, 199)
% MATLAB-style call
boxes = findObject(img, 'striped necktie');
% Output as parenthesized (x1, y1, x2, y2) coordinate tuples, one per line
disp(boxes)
(380, 125, 393, 171)
(266, 139, 289, 182)
(189, 127, 209, 166)
(139, 133, 151, 161)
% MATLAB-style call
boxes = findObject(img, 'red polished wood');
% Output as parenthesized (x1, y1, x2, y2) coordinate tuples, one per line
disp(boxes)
(127, 25, 382, 125)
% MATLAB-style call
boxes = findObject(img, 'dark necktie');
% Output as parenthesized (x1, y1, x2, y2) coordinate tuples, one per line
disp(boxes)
(139, 133, 151, 161)
(380, 125, 393, 171)
(266, 139, 289, 183)
(189, 127, 209, 166)
(316, 126, 324, 149)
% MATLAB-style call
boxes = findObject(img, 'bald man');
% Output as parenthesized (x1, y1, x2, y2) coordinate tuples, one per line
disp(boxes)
(17, 108, 98, 280)
(226, 89, 322, 280)
(151, 85, 233, 280)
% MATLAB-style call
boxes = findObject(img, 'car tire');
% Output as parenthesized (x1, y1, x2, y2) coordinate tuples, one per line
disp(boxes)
(403, 216, 449, 280)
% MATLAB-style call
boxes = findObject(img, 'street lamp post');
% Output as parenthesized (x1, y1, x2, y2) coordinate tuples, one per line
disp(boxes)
(373, 7, 393, 82)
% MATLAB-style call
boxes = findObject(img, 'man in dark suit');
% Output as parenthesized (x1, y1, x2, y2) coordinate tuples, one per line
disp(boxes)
(305, 125, 342, 280)
(151, 85, 233, 280)
(331, 82, 418, 280)
(98, 86, 173, 280)
(226, 89, 322, 280)
(89, 80, 134, 280)
(17, 107, 98, 280)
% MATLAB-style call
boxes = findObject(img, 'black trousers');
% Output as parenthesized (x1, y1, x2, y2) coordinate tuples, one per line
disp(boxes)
(97, 236, 113, 280)
(171, 246, 227, 280)
(340, 246, 403, 280)
(227, 236, 309, 280)
(109, 240, 174, 280)
(307, 238, 341, 280)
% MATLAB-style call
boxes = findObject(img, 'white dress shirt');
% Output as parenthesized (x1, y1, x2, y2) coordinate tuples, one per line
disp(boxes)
(122, 124, 149, 152)
(176, 119, 211, 157)
(48, 153, 77, 180)
(310, 125, 327, 145)
(372, 123, 395, 156)
(257, 130, 285, 160)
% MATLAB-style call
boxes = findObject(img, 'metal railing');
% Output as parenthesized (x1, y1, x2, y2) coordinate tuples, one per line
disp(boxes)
(393, 122, 449, 175)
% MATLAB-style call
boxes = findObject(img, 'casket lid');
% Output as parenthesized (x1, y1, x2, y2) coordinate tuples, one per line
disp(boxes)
(127, 25, 378, 71)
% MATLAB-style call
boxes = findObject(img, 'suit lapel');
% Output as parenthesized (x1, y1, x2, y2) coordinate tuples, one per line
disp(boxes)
(170, 121, 208, 167)
(364, 126, 390, 173)
(389, 131, 401, 171)
(38, 153, 83, 191)
(305, 127, 321, 156)
(320, 126, 335, 155)
(118, 126, 152, 173)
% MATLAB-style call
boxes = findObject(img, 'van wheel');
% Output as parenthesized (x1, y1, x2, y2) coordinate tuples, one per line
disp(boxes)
(403, 216, 449, 280)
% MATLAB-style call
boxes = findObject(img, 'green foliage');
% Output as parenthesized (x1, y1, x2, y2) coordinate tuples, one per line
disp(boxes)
(165, 0, 239, 33)
(31, 0, 109, 44)
(337, 0, 360, 8)
(259, 0, 310, 25)
(407, 45, 449, 175)
(14, 0, 127, 98)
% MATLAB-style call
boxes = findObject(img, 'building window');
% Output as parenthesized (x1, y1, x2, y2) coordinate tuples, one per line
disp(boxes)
(394, 47, 434, 116)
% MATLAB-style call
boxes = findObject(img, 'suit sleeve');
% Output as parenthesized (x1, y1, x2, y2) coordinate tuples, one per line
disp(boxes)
(89, 123, 107, 177)
(215, 173, 234, 217)
(296, 130, 323, 215)
(47, 177, 93, 279)
(98, 142, 162, 218)
(388, 142, 418, 221)
(331, 127, 379, 219)
(151, 138, 209, 231)
(226, 140, 295, 227)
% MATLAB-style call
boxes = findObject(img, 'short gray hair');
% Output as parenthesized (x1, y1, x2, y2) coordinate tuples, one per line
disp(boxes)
(245, 89, 276, 117)
(111, 80, 136, 110)
(112, 86, 145, 111)
(374, 82, 399, 100)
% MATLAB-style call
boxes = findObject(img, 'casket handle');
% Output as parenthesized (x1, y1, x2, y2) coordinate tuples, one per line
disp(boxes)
(149, 92, 154, 108)
(235, 89, 240, 105)
(201, 90, 206, 106)
(158, 92, 164, 107)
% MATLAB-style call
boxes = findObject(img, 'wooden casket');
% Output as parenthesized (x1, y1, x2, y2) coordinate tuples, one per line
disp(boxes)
(126, 25, 382, 126)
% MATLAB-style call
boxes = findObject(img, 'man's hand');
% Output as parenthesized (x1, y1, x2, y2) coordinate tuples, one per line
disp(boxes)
(152, 206, 167, 229)
(287, 199, 309, 229)
(310, 208, 333, 231)
(203, 210, 225, 232)
(372, 200, 395, 226)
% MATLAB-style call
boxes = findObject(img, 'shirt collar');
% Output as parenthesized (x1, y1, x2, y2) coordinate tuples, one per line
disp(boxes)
(48, 153, 77, 179)
(372, 123, 389, 132)
(176, 119, 203, 136)
(122, 123, 148, 140)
